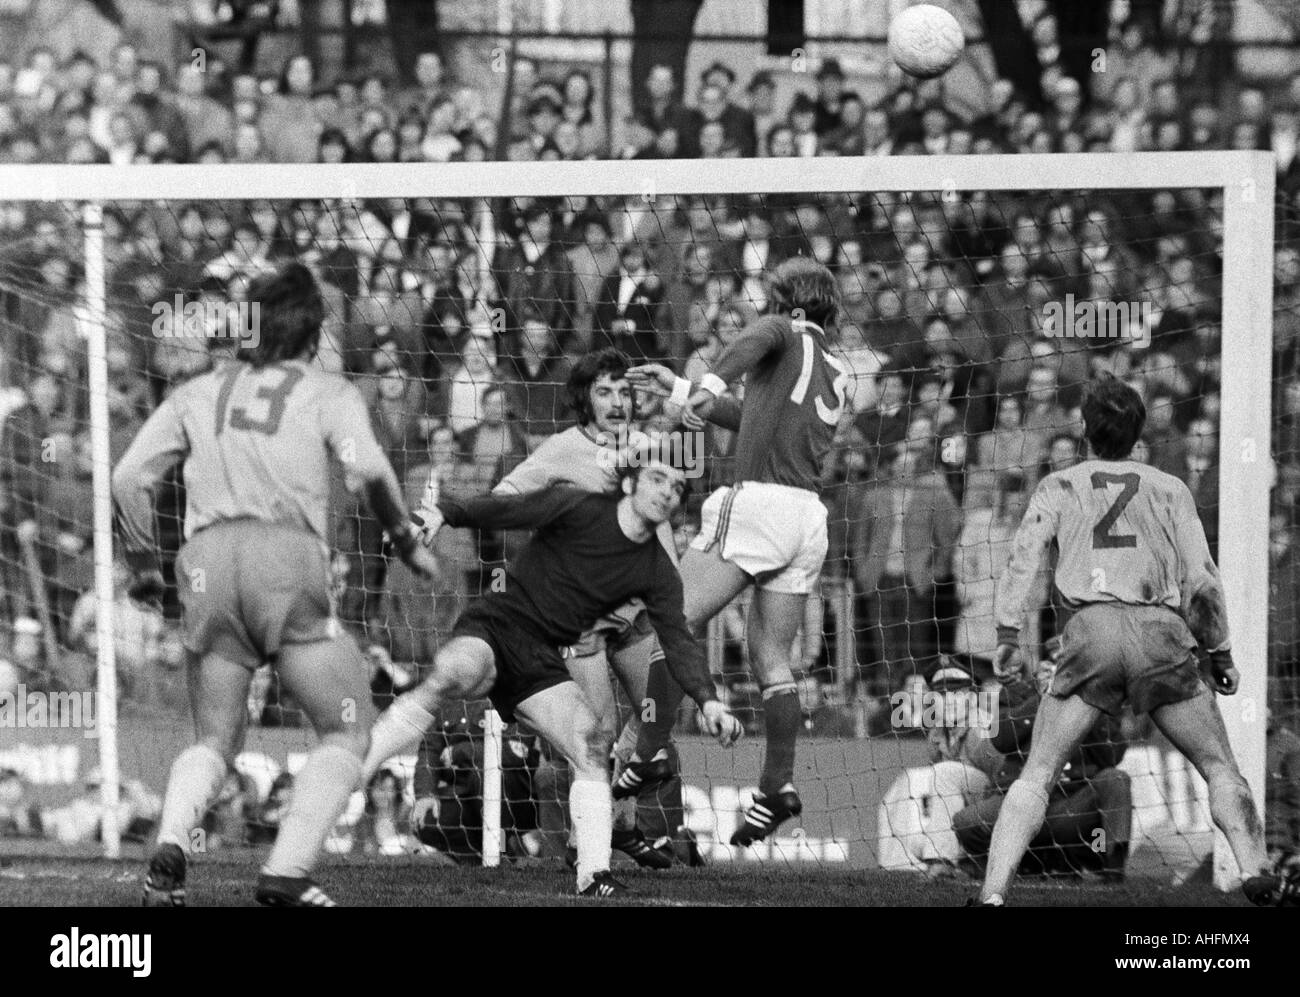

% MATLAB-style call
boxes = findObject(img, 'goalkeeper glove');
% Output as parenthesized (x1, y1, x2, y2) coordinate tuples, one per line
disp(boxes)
(1208, 648, 1239, 695)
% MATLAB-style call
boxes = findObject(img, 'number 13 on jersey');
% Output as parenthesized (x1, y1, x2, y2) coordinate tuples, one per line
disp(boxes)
(789, 332, 848, 425)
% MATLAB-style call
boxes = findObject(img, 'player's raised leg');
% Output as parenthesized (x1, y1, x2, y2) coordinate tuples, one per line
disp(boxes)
(515, 681, 626, 896)
(362, 635, 497, 781)
(143, 650, 251, 907)
(1148, 687, 1294, 905)
(979, 693, 1101, 904)
(731, 584, 807, 846)
(253, 632, 375, 906)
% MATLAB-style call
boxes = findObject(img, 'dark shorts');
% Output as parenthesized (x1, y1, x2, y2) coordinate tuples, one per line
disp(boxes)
(450, 602, 571, 723)
(1051, 603, 1202, 716)
(175, 520, 336, 671)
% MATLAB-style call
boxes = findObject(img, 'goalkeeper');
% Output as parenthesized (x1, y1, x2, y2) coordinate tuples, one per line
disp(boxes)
(360, 456, 742, 897)
(489, 347, 693, 869)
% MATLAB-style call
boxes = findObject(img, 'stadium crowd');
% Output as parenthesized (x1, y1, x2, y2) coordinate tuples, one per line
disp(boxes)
(0, 24, 1297, 765)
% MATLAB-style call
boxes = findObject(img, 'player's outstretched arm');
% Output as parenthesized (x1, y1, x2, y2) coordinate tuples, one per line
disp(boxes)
(625, 363, 743, 431)
(641, 554, 742, 747)
(111, 395, 188, 594)
(992, 480, 1060, 678)
(324, 382, 437, 579)
(439, 484, 590, 533)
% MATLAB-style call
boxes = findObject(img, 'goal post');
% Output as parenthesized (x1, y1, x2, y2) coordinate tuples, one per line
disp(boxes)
(0, 151, 1274, 885)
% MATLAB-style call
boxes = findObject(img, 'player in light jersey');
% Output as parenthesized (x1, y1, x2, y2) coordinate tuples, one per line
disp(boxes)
(976, 377, 1296, 907)
(483, 348, 685, 868)
(113, 263, 435, 907)
(626, 257, 848, 844)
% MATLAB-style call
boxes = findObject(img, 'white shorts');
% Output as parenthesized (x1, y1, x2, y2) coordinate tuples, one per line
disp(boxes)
(691, 482, 828, 595)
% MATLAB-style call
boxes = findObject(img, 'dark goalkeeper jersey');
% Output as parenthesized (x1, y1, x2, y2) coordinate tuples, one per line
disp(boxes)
(437, 486, 714, 707)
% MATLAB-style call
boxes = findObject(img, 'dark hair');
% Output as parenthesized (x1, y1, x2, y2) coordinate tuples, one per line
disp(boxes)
(769, 256, 840, 328)
(242, 262, 324, 367)
(1082, 376, 1146, 459)
(567, 347, 631, 425)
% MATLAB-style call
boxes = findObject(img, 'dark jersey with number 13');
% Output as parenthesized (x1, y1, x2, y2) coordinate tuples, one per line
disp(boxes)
(705, 314, 847, 492)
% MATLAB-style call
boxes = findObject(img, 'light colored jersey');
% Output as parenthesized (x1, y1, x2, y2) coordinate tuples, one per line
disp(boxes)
(113, 359, 391, 552)
(495, 425, 619, 495)
(994, 458, 1230, 651)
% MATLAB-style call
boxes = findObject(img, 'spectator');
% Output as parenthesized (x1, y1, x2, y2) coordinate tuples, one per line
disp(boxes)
(1183, 415, 1219, 558)
(971, 394, 1039, 508)
(503, 306, 574, 444)
(444, 326, 500, 437)
(852, 444, 962, 697)
(492, 200, 575, 342)
(594, 243, 664, 361)
(813, 59, 846, 137)
(746, 70, 778, 153)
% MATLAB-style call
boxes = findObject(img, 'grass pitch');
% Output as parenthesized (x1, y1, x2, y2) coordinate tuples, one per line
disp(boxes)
(0, 849, 1245, 907)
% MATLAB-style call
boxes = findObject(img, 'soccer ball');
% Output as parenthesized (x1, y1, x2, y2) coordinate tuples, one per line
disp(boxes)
(887, 4, 965, 80)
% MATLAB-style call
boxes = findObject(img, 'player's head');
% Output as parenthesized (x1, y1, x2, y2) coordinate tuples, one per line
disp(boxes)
(242, 261, 324, 367)
(568, 346, 633, 433)
(1082, 375, 1146, 460)
(618, 454, 686, 527)
(768, 256, 840, 329)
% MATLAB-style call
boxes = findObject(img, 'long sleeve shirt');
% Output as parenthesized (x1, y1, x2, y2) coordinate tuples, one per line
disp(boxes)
(438, 486, 714, 707)
(994, 458, 1230, 652)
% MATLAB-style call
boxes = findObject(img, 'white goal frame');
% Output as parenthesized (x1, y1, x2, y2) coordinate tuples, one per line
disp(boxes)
(0, 152, 1273, 888)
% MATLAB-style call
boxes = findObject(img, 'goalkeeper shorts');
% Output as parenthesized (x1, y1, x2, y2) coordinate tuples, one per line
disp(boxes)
(451, 601, 571, 723)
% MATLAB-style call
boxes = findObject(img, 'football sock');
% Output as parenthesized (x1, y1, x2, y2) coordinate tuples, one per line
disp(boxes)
(981, 780, 1049, 901)
(263, 744, 362, 880)
(361, 694, 436, 783)
(759, 683, 800, 796)
(570, 778, 613, 891)
(613, 717, 639, 769)
(634, 653, 682, 758)
(157, 743, 227, 853)
(1207, 771, 1270, 876)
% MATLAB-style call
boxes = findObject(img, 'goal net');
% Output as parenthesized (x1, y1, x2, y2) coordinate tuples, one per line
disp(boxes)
(0, 153, 1280, 889)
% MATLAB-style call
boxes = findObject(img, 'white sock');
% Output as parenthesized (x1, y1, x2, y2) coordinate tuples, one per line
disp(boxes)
(157, 744, 228, 853)
(361, 694, 435, 782)
(570, 778, 613, 891)
(982, 780, 1049, 902)
(263, 744, 362, 879)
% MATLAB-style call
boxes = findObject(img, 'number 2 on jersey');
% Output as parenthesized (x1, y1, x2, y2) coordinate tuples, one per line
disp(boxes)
(215, 364, 305, 437)
(1090, 471, 1139, 549)
(789, 333, 848, 426)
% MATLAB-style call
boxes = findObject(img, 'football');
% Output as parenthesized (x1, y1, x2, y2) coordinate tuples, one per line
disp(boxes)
(887, 4, 966, 79)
